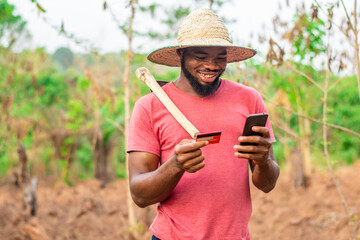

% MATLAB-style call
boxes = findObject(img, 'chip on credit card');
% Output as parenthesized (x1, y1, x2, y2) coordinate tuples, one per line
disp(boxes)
(195, 131, 222, 144)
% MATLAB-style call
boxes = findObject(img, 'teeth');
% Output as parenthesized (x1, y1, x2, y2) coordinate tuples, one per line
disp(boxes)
(200, 73, 216, 78)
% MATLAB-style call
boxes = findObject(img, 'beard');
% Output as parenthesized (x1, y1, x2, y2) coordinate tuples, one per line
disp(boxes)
(181, 56, 224, 97)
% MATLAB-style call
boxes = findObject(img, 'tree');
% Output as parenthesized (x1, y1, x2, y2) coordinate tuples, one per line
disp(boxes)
(261, 2, 359, 238)
(53, 47, 74, 69)
(0, 0, 27, 48)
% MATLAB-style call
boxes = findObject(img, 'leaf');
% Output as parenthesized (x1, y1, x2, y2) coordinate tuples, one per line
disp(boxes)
(36, 3, 46, 13)
(60, 21, 65, 33)
(64, 137, 75, 145)
(148, 4, 158, 17)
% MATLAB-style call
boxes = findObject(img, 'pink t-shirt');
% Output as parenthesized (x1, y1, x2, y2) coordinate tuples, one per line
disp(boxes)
(127, 79, 275, 240)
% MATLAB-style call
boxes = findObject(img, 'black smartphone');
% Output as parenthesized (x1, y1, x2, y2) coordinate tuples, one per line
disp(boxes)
(240, 113, 268, 147)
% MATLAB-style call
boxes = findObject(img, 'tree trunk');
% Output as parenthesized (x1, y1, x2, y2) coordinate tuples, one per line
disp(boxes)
(16, 144, 30, 186)
(295, 91, 312, 177)
(124, 0, 137, 238)
(353, 0, 360, 98)
(94, 130, 108, 184)
(16, 144, 37, 216)
(303, 117, 312, 175)
(290, 147, 306, 188)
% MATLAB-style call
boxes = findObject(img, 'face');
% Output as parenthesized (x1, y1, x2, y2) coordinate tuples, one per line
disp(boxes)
(180, 47, 227, 97)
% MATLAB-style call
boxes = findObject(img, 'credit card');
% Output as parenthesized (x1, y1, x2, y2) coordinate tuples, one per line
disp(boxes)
(195, 131, 222, 144)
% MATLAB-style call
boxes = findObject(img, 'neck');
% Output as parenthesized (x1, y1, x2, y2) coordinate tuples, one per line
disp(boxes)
(173, 71, 202, 98)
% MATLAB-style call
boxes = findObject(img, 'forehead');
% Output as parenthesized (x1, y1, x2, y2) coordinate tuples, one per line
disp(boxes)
(184, 46, 227, 55)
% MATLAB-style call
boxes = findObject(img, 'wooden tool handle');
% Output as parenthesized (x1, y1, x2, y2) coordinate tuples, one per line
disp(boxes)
(135, 67, 200, 139)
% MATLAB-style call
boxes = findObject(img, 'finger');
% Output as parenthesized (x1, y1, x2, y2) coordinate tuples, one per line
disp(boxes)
(176, 140, 209, 154)
(179, 139, 196, 145)
(182, 155, 205, 171)
(238, 135, 262, 144)
(186, 161, 206, 173)
(234, 151, 264, 161)
(251, 126, 270, 138)
(234, 144, 269, 155)
(234, 144, 256, 154)
(176, 149, 203, 164)
(238, 135, 271, 147)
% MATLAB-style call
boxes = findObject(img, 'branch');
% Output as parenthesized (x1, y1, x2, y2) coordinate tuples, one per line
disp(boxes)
(323, 33, 357, 239)
(313, 0, 357, 49)
(105, 118, 124, 133)
(260, 93, 360, 138)
(328, 76, 345, 91)
(284, 62, 324, 91)
(105, 2, 126, 33)
(340, 0, 355, 32)
(271, 121, 325, 155)
(28, 0, 96, 52)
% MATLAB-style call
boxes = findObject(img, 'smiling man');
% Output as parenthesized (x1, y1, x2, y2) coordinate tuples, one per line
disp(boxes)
(127, 8, 279, 240)
(178, 47, 226, 97)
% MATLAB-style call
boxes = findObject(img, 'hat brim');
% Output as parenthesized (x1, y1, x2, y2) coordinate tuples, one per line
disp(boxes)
(147, 44, 257, 67)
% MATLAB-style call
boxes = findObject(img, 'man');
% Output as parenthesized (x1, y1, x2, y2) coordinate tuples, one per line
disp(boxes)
(127, 8, 279, 240)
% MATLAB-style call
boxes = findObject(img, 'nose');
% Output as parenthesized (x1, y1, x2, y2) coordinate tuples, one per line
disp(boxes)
(203, 58, 219, 70)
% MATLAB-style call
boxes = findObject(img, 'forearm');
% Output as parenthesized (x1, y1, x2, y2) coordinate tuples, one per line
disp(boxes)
(251, 157, 279, 193)
(130, 155, 184, 208)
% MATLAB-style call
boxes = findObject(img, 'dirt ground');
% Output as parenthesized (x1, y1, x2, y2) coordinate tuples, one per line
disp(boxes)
(1, 163, 359, 240)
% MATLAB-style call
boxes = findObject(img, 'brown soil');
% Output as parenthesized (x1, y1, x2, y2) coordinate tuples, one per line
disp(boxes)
(1, 163, 360, 240)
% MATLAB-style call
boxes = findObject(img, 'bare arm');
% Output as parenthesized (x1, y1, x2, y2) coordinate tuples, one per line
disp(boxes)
(128, 139, 208, 208)
(248, 145, 279, 192)
(233, 126, 280, 193)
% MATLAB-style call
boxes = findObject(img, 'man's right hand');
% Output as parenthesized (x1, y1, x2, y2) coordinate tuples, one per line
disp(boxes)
(173, 139, 209, 173)
(128, 139, 208, 207)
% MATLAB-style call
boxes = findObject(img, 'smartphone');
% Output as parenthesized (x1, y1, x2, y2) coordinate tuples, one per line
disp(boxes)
(240, 113, 268, 147)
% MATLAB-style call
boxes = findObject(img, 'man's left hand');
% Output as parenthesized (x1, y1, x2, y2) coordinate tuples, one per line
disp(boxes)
(233, 126, 272, 165)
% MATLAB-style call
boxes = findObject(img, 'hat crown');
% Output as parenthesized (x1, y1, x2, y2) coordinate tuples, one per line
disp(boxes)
(177, 8, 231, 46)
(147, 8, 256, 67)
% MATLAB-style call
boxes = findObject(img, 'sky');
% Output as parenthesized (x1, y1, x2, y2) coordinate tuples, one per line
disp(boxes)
(9, 0, 321, 56)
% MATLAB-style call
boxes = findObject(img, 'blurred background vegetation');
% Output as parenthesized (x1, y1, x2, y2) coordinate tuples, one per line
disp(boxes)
(0, 0, 359, 186)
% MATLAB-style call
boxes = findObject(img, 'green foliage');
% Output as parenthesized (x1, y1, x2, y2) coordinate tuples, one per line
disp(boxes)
(76, 76, 91, 92)
(65, 99, 86, 132)
(57, 159, 70, 185)
(73, 138, 94, 179)
(53, 47, 74, 69)
(291, 13, 326, 65)
(258, 58, 360, 167)
(272, 142, 286, 166)
(0, 0, 23, 34)
(0, 0, 27, 47)
(326, 76, 360, 164)
(0, 139, 9, 177)
(0, 1, 359, 185)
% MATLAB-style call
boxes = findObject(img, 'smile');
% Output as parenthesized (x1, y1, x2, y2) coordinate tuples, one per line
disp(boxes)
(198, 71, 219, 78)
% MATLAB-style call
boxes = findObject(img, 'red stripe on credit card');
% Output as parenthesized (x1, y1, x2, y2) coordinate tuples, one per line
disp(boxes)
(196, 131, 221, 144)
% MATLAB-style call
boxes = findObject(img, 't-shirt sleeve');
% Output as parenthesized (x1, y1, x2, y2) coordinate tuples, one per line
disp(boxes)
(254, 92, 276, 143)
(126, 100, 161, 156)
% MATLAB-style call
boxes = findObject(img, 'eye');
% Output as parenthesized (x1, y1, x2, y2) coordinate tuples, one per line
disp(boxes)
(195, 56, 206, 60)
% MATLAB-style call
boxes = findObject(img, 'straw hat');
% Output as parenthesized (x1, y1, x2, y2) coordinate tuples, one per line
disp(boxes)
(147, 8, 256, 67)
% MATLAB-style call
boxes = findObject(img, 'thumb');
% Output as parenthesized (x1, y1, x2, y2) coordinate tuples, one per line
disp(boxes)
(179, 139, 196, 145)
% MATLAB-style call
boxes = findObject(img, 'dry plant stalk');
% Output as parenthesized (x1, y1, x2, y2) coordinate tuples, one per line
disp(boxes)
(323, 34, 358, 239)
(265, 13, 359, 235)
(15, 144, 37, 216)
(121, 0, 138, 238)
(314, 0, 360, 97)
